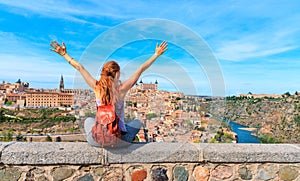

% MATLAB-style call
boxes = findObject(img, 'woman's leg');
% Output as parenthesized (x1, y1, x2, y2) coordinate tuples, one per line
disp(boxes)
(121, 119, 143, 143)
(84, 117, 101, 147)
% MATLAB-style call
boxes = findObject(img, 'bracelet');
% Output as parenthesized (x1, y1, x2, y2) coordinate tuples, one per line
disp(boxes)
(68, 57, 75, 64)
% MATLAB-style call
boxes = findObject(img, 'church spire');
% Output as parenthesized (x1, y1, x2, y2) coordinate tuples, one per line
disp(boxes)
(59, 75, 64, 92)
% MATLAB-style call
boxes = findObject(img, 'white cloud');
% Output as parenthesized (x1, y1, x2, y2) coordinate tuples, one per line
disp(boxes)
(0, 54, 75, 81)
(214, 27, 299, 61)
(215, 41, 297, 61)
(0, 1, 117, 27)
(0, 32, 76, 88)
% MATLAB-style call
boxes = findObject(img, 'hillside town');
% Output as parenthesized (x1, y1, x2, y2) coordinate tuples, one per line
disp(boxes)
(73, 79, 231, 143)
(2, 77, 299, 144)
(0, 77, 236, 143)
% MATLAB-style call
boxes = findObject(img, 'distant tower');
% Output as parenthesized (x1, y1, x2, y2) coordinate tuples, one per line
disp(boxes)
(139, 79, 144, 90)
(16, 79, 21, 84)
(155, 80, 158, 90)
(59, 75, 64, 92)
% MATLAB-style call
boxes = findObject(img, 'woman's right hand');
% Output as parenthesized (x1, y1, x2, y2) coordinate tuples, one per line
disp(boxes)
(50, 40, 67, 56)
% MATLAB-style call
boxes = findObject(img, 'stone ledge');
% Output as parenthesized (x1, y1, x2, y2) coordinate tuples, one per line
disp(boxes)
(201, 143, 300, 163)
(107, 142, 201, 163)
(0, 142, 299, 165)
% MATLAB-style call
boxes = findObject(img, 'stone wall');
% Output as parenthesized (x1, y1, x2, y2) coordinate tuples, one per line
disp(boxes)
(0, 142, 299, 181)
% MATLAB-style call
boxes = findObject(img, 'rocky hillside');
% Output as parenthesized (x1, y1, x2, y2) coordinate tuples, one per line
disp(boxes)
(0, 108, 79, 135)
(206, 95, 300, 143)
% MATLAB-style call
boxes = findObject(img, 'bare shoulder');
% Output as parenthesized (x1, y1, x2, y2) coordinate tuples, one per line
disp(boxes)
(117, 85, 127, 100)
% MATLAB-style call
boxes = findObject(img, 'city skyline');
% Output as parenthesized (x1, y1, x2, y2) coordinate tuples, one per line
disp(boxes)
(0, 1, 300, 96)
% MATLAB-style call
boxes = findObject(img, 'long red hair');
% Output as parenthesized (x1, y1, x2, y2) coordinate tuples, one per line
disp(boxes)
(95, 61, 120, 105)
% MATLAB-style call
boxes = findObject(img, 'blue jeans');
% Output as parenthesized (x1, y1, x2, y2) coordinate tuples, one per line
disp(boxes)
(84, 117, 143, 147)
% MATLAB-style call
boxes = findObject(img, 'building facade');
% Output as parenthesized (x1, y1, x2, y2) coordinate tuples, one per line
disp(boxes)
(0, 79, 29, 94)
(136, 79, 158, 90)
(1, 76, 75, 108)
(26, 91, 74, 107)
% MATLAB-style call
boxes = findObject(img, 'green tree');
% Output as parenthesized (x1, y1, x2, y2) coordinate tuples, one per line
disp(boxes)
(197, 127, 205, 131)
(193, 139, 201, 143)
(223, 132, 233, 139)
(30, 129, 35, 135)
(130, 115, 136, 120)
(69, 127, 74, 134)
(294, 115, 300, 126)
(2, 130, 13, 142)
(210, 138, 216, 143)
(5, 100, 12, 105)
(215, 133, 221, 140)
(186, 119, 193, 129)
(85, 110, 96, 117)
(197, 106, 201, 112)
(45, 135, 52, 142)
(259, 134, 275, 143)
(0, 109, 4, 121)
(146, 113, 157, 119)
(284, 92, 291, 97)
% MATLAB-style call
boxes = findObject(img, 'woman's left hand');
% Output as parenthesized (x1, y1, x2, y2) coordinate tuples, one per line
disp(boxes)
(155, 41, 168, 56)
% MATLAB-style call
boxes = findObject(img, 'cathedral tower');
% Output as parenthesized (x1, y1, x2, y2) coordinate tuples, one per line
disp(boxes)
(59, 75, 64, 92)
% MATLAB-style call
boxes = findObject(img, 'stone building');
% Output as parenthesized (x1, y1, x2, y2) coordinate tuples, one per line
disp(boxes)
(0, 79, 29, 93)
(26, 91, 74, 107)
(239, 93, 282, 98)
(25, 75, 74, 107)
(1, 76, 74, 108)
(4, 92, 26, 106)
(136, 79, 158, 90)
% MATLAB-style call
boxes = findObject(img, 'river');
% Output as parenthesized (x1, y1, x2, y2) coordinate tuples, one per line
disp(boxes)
(228, 121, 260, 143)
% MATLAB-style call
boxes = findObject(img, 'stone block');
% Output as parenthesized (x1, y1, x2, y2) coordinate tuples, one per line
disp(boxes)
(0, 142, 15, 164)
(1, 142, 104, 165)
(211, 165, 233, 180)
(238, 166, 252, 180)
(0, 142, 11, 152)
(201, 144, 300, 163)
(257, 164, 277, 180)
(173, 166, 188, 181)
(131, 169, 147, 181)
(0, 167, 22, 181)
(193, 166, 209, 181)
(52, 167, 75, 181)
(107, 142, 200, 163)
(152, 167, 168, 181)
(77, 173, 94, 181)
(278, 165, 299, 181)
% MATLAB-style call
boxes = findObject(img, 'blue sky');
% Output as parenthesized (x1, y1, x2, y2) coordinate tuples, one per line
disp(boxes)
(0, 0, 299, 96)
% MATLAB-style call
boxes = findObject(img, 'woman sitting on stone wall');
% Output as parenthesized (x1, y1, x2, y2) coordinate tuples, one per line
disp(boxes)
(50, 40, 168, 147)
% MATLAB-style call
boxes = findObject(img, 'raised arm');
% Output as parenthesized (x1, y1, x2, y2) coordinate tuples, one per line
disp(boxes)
(50, 40, 96, 89)
(119, 41, 168, 98)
